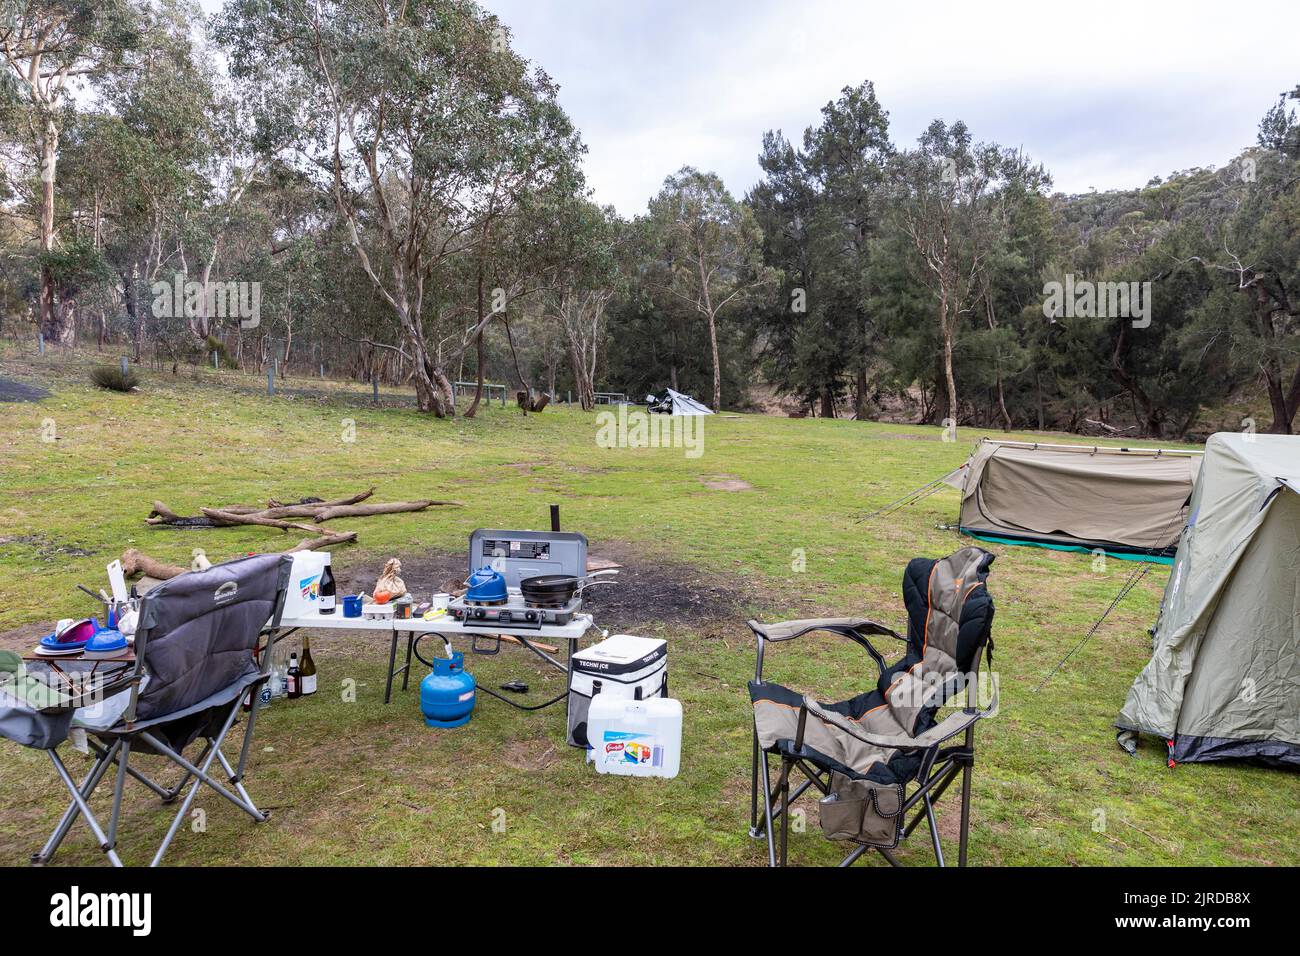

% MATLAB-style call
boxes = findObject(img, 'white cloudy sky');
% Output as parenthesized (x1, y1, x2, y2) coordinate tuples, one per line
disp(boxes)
(479, 0, 1298, 214)
(196, 0, 1299, 215)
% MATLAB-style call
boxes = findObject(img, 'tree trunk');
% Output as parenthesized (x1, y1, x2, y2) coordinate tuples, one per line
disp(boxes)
(38, 121, 60, 343)
(124, 265, 143, 362)
(1264, 362, 1292, 434)
(465, 271, 487, 418)
(58, 291, 78, 345)
(707, 310, 722, 411)
(994, 369, 1012, 431)
(940, 297, 957, 427)
(854, 367, 869, 421)
(819, 388, 834, 419)
(465, 329, 486, 418)
(669, 328, 679, 391)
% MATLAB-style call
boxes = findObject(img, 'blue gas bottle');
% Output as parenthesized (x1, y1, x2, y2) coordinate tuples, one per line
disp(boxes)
(420, 650, 476, 728)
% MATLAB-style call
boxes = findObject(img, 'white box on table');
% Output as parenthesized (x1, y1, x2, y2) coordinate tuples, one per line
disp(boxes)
(283, 551, 331, 619)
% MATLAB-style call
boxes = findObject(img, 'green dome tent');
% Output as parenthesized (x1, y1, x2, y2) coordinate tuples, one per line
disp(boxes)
(1117, 433, 1300, 766)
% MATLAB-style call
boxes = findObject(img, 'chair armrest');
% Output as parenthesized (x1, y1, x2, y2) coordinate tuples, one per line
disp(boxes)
(748, 617, 904, 685)
(747, 617, 902, 643)
(802, 678, 999, 752)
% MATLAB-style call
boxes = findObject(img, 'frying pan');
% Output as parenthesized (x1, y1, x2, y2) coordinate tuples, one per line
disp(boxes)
(519, 569, 617, 606)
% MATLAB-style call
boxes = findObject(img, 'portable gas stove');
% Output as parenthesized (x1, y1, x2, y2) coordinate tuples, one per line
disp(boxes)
(449, 528, 589, 631)
(448, 590, 583, 630)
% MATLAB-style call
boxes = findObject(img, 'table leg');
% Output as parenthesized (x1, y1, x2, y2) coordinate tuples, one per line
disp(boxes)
(401, 632, 414, 691)
(384, 630, 399, 705)
(566, 636, 578, 728)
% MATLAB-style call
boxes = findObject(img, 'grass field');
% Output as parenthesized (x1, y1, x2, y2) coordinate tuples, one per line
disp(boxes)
(1, 342, 1296, 866)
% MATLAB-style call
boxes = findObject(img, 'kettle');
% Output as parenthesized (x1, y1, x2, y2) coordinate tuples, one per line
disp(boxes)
(465, 566, 508, 604)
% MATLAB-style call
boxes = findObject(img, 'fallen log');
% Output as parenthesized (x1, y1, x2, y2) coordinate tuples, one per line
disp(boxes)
(120, 548, 186, 580)
(145, 489, 379, 527)
(289, 531, 358, 552)
(120, 531, 359, 581)
(200, 508, 330, 535)
(312, 500, 449, 521)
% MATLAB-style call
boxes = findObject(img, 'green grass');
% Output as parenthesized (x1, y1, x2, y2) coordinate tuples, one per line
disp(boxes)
(1, 341, 1296, 866)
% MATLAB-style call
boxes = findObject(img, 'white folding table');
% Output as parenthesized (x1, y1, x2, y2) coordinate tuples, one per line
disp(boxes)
(275, 610, 595, 708)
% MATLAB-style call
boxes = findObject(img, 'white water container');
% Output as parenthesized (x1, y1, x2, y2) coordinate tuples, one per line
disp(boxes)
(586, 695, 682, 778)
(282, 551, 331, 619)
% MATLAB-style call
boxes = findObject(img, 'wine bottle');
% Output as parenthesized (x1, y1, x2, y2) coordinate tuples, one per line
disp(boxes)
(287, 653, 301, 699)
(319, 563, 336, 614)
(300, 636, 317, 696)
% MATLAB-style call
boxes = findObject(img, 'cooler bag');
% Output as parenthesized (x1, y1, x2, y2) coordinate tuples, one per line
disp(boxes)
(567, 634, 667, 748)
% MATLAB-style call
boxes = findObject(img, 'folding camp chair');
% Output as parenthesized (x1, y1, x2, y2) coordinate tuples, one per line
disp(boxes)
(0, 552, 291, 867)
(747, 546, 998, 867)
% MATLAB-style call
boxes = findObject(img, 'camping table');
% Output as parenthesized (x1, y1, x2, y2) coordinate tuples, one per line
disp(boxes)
(273, 613, 404, 702)
(274, 611, 595, 707)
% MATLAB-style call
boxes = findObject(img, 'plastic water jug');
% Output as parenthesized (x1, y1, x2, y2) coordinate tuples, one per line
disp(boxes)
(586, 695, 681, 778)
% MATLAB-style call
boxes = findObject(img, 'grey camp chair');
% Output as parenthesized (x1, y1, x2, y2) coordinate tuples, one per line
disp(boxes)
(0, 552, 291, 867)
(747, 547, 998, 867)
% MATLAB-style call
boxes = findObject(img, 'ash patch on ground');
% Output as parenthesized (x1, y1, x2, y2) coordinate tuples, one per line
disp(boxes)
(0, 534, 94, 560)
(0, 377, 49, 402)
(339, 542, 765, 632)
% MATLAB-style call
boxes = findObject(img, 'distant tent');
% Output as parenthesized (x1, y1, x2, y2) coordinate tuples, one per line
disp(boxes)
(647, 389, 714, 416)
(1116, 433, 1300, 766)
(958, 439, 1202, 561)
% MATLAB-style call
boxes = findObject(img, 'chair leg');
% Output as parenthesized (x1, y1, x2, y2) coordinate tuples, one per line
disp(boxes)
(151, 743, 220, 867)
(34, 742, 118, 865)
(924, 793, 945, 868)
(108, 739, 131, 846)
(45, 749, 122, 867)
(89, 739, 175, 801)
(237, 679, 267, 781)
(149, 709, 266, 867)
(779, 756, 791, 867)
(839, 843, 869, 867)
(958, 757, 974, 868)
(759, 752, 777, 867)
(748, 731, 760, 837)
(213, 746, 265, 818)
(139, 703, 267, 824)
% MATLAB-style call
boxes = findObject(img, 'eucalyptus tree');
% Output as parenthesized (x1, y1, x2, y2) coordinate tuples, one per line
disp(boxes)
(646, 166, 774, 410)
(216, 0, 585, 417)
(0, 0, 144, 342)
(891, 120, 1048, 424)
(533, 196, 623, 410)
(59, 4, 214, 359)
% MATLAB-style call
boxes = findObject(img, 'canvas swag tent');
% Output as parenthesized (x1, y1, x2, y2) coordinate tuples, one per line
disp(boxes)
(957, 439, 1202, 561)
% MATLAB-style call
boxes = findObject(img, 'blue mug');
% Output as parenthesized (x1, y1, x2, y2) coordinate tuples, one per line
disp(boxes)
(342, 594, 363, 618)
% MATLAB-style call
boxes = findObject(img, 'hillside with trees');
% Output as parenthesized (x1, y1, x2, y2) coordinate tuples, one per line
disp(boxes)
(2, 1, 1297, 435)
